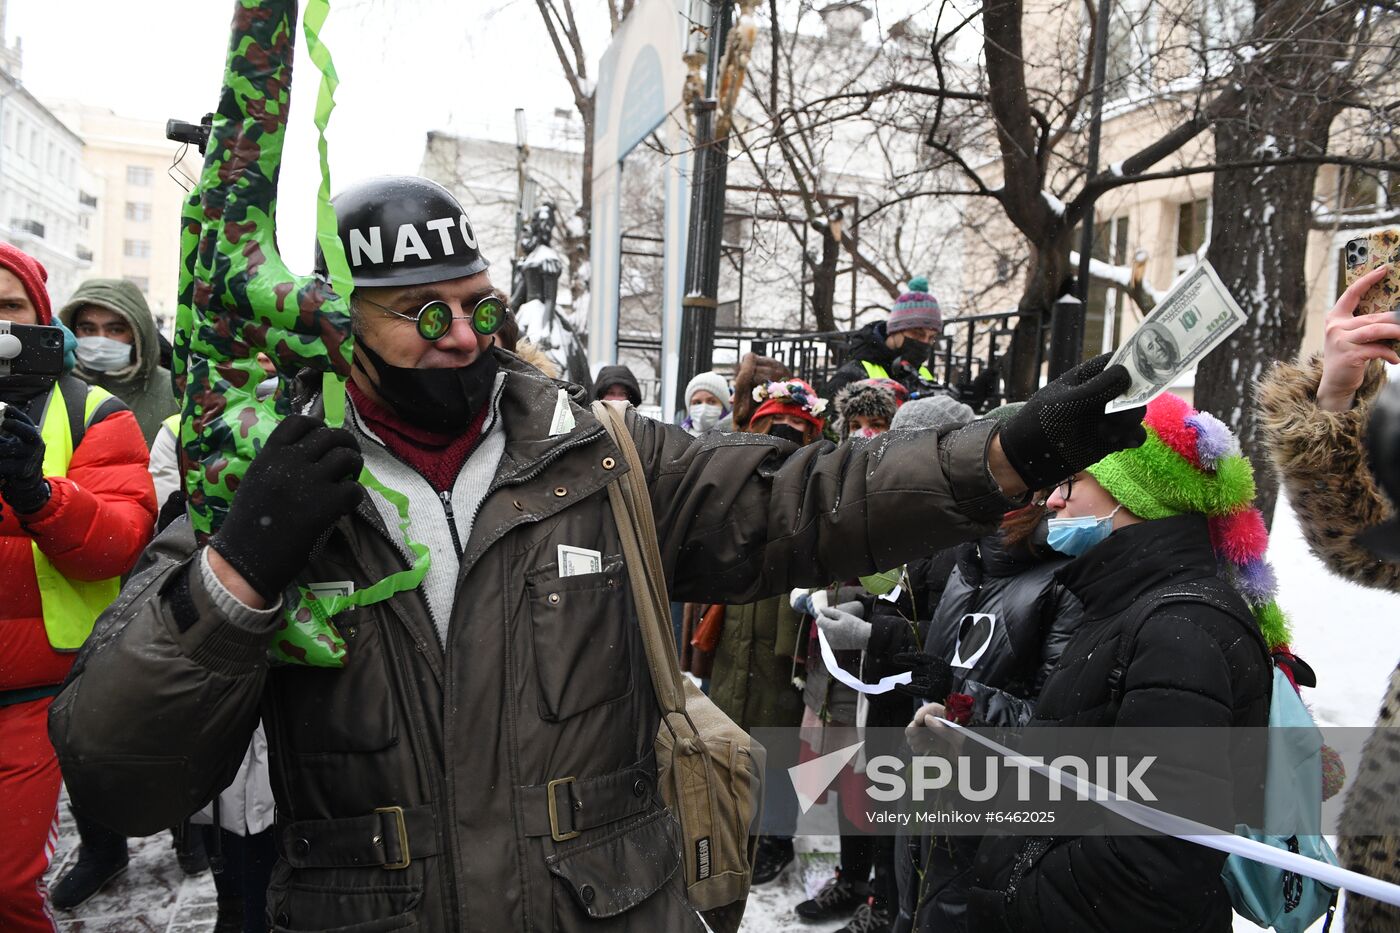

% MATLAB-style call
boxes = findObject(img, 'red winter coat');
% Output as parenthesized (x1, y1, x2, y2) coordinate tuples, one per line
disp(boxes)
(0, 403, 156, 692)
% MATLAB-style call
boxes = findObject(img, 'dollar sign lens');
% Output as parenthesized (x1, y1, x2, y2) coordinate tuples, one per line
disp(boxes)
(473, 297, 505, 336)
(417, 301, 453, 341)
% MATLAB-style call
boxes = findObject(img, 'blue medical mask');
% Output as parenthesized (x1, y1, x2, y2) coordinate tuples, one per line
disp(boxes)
(1046, 506, 1122, 557)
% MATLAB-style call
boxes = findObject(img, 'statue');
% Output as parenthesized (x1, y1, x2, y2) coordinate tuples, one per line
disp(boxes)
(510, 204, 590, 385)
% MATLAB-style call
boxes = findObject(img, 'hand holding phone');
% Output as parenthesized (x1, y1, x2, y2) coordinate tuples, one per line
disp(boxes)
(1317, 264, 1400, 412)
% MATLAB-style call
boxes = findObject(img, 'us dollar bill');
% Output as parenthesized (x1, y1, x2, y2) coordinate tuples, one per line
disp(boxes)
(1105, 260, 1246, 414)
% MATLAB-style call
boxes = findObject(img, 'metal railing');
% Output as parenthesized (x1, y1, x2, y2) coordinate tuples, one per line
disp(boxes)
(616, 307, 1049, 413)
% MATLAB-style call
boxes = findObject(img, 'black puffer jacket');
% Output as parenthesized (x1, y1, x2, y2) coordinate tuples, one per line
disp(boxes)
(823, 321, 931, 399)
(924, 531, 1082, 727)
(891, 530, 1081, 933)
(969, 514, 1272, 933)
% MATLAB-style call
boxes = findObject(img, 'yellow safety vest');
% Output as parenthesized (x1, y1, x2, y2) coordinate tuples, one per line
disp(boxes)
(861, 359, 935, 384)
(31, 380, 122, 650)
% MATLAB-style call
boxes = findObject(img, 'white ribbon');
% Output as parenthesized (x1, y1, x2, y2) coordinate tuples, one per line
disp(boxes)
(941, 718, 1400, 908)
(807, 588, 913, 696)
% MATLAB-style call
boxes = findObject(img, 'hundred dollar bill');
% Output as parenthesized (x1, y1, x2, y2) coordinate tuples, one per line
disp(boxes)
(1105, 260, 1246, 414)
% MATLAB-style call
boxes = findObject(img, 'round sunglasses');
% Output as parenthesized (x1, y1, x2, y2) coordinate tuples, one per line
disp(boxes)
(359, 293, 507, 341)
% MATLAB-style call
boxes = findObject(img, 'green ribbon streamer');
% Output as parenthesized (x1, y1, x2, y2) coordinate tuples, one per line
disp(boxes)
(269, 0, 432, 668)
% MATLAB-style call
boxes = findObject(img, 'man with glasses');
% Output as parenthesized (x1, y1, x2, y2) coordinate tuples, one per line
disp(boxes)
(53, 175, 1148, 932)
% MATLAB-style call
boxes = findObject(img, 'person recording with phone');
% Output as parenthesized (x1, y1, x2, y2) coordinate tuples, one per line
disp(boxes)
(0, 242, 157, 932)
(1257, 260, 1400, 933)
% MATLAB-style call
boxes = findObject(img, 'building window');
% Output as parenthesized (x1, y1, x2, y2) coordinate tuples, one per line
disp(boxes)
(126, 165, 154, 187)
(1176, 198, 1211, 274)
(123, 239, 152, 259)
(1102, 0, 1157, 99)
(125, 201, 152, 222)
(124, 276, 150, 293)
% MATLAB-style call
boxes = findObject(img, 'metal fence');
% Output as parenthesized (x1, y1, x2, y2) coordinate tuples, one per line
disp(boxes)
(617, 307, 1047, 414)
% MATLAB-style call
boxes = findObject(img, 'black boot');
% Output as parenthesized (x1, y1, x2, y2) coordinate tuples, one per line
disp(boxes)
(50, 811, 130, 911)
(174, 818, 211, 875)
(212, 895, 245, 933)
(795, 868, 869, 922)
(751, 836, 795, 885)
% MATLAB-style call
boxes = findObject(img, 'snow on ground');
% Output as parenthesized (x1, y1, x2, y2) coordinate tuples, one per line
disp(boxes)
(741, 496, 1399, 931)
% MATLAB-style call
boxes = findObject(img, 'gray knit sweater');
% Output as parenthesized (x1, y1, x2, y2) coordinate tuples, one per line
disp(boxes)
(347, 373, 508, 644)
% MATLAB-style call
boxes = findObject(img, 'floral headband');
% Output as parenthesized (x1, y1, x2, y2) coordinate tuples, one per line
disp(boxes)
(752, 379, 828, 418)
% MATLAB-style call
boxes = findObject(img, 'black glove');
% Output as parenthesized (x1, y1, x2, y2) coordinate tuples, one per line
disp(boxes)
(893, 651, 953, 703)
(997, 354, 1146, 491)
(209, 414, 365, 602)
(0, 405, 51, 514)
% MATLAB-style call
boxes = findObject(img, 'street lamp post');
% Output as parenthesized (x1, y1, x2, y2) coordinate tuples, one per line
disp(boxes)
(676, 0, 735, 418)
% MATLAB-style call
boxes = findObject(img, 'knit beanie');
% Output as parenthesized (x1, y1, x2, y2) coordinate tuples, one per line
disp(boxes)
(751, 378, 827, 433)
(1086, 392, 1290, 650)
(890, 393, 973, 431)
(888, 275, 941, 335)
(0, 242, 52, 324)
(834, 380, 901, 439)
(683, 371, 731, 413)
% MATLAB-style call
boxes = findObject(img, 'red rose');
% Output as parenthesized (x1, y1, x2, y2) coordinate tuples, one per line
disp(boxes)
(945, 693, 974, 725)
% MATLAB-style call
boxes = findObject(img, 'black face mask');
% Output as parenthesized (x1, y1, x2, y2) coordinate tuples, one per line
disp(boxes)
(767, 423, 806, 446)
(898, 339, 932, 367)
(354, 340, 498, 434)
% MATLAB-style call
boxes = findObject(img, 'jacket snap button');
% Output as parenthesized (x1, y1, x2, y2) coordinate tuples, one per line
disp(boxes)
(580, 884, 596, 905)
(554, 486, 568, 497)
(276, 912, 290, 926)
(632, 778, 647, 797)
(293, 837, 310, 857)
(548, 593, 560, 605)
(513, 499, 524, 510)
(602, 457, 616, 470)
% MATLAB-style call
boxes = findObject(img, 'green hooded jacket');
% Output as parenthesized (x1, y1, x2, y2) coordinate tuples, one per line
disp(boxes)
(60, 279, 177, 444)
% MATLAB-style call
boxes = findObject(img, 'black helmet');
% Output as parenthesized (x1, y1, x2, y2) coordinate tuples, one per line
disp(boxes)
(314, 175, 489, 287)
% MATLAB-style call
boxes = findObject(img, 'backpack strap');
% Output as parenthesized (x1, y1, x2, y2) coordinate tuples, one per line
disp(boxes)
(54, 375, 127, 450)
(57, 375, 88, 449)
(1107, 578, 1264, 707)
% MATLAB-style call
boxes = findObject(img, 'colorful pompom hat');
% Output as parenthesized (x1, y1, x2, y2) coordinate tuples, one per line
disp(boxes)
(1087, 392, 1290, 651)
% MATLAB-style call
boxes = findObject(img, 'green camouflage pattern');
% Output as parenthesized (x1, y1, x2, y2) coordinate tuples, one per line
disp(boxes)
(175, 0, 353, 667)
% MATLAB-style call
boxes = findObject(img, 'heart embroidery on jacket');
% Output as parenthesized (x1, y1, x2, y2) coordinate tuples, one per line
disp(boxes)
(952, 613, 996, 669)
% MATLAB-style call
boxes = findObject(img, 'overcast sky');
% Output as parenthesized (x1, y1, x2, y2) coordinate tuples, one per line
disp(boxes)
(7, 0, 956, 269)
(7, 0, 595, 268)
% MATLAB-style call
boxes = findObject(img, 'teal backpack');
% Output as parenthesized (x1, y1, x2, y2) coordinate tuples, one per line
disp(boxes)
(1111, 582, 1339, 933)
(1221, 665, 1339, 933)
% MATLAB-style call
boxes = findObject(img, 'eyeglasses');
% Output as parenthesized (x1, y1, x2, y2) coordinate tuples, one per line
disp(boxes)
(358, 293, 507, 342)
(1054, 475, 1076, 500)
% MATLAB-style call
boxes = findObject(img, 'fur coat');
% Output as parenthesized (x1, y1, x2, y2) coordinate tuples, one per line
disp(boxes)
(1257, 354, 1400, 933)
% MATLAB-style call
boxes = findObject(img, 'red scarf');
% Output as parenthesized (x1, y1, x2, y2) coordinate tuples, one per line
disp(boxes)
(347, 381, 491, 493)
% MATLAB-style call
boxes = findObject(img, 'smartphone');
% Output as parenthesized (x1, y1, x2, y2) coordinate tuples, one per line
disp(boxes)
(0, 321, 65, 378)
(1344, 229, 1400, 314)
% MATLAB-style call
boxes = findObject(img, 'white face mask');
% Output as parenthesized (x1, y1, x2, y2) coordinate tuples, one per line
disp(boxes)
(854, 427, 884, 439)
(688, 402, 722, 431)
(75, 336, 134, 373)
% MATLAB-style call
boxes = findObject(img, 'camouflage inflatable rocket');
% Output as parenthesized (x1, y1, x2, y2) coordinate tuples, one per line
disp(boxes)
(176, 0, 427, 665)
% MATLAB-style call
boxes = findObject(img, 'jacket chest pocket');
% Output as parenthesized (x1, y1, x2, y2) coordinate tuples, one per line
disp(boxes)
(526, 558, 634, 722)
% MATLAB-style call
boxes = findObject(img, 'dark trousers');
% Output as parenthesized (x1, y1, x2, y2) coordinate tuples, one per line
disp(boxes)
(203, 825, 277, 933)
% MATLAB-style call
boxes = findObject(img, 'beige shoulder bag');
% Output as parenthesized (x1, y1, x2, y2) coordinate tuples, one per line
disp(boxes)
(590, 401, 764, 933)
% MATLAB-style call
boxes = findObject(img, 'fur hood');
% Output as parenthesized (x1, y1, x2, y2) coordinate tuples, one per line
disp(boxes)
(833, 380, 899, 438)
